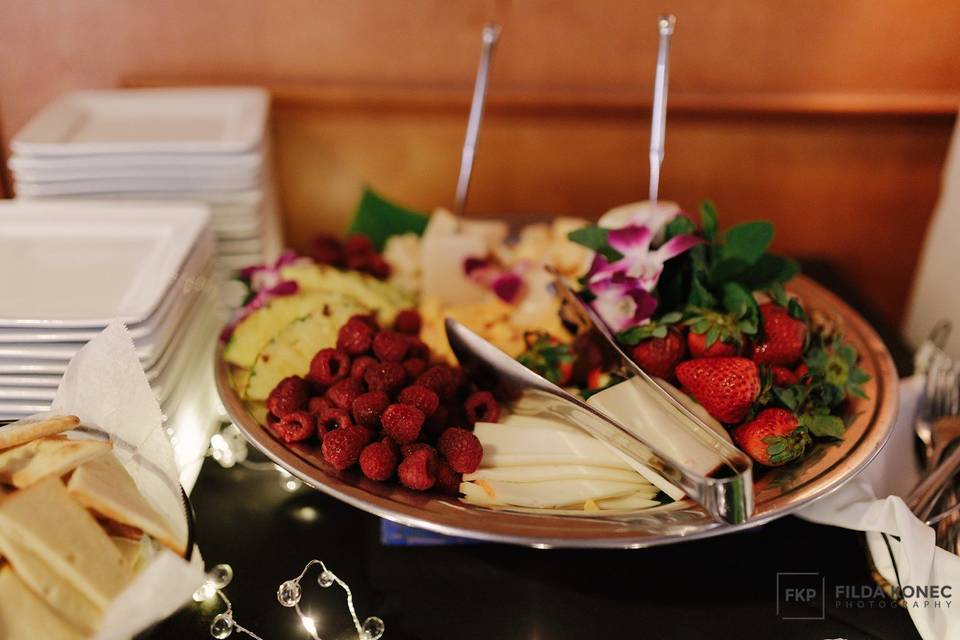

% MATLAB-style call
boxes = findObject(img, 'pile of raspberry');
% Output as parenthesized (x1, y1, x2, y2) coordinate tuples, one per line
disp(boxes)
(264, 309, 498, 494)
(311, 233, 390, 280)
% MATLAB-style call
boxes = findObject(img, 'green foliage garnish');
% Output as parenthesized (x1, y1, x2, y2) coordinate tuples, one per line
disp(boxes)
(347, 187, 429, 251)
(567, 226, 624, 262)
(616, 312, 681, 345)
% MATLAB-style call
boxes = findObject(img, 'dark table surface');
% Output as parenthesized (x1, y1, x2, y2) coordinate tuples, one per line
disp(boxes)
(148, 265, 923, 640)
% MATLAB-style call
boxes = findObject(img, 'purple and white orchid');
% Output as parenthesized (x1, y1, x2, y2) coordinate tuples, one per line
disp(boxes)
(221, 250, 309, 341)
(586, 216, 702, 331)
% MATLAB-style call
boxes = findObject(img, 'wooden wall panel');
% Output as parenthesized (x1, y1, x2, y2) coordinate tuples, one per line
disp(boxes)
(1, 0, 958, 328)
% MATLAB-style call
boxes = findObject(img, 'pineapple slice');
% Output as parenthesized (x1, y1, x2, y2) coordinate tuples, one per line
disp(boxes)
(280, 263, 413, 323)
(243, 303, 368, 401)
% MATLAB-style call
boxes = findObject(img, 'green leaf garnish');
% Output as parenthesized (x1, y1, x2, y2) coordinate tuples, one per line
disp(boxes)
(721, 221, 774, 265)
(347, 187, 428, 251)
(567, 226, 624, 262)
(700, 200, 719, 241)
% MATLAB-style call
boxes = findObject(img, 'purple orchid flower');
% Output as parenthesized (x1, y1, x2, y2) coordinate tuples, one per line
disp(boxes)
(588, 225, 703, 292)
(463, 256, 528, 304)
(589, 274, 659, 332)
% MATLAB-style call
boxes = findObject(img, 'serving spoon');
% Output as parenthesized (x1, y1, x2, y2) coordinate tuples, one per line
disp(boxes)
(445, 317, 754, 525)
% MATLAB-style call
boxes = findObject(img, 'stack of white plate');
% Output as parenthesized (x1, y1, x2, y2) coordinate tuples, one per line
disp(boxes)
(8, 87, 281, 273)
(0, 200, 223, 491)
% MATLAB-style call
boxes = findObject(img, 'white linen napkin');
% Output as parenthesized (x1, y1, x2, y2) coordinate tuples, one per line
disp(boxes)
(799, 376, 960, 639)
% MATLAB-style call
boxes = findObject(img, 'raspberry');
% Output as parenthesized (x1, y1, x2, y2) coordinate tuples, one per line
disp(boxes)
(326, 377, 366, 410)
(312, 234, 346, 267)
(351, 390, 391, 429)
(405, 336, 430, 360)
(350, 313, 380, 330)
(308, 396, 332, 414)
(364, 361, 408, 395)
(464, 390, 500, 424)
(349, 253, 391, 279)
(344, 233, 376, 256)
(438, 427, 483, 473)
(308, 348, 351, 386)
(402, 357, 427, 378)
(398, 448, 437, 491)
(321, 426, 368, 471)
(416, 365, 460, 400)
(266, 376, 310, 418)
(274, 411, 315, 443)
(422, 404, 450, 440)
(316, 407, 352, 439)
(400, 442, 435, 458)
(393, 309, 422, 335)
(337, 318, 375, 355)
(349, 355, 378, 379)
(359, 439, 399, 481)
(372, 330, 409, 362)
(434, 459, 462, 496)
(398, 385, 439, 416)
(381, 403, 425, 444)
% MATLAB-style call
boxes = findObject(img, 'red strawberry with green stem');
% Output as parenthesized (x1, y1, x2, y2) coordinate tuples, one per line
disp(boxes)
(627, 328, 685, 379)
(683, 307, 745, 358)
(732, 408, 811, 467)
(675, 357, 760, 423)
(750, 302, 808, 366)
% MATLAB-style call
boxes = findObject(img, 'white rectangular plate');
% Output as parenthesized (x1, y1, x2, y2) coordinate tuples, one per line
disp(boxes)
(0, 200, 208, 327)
(12, 88, 268, 156)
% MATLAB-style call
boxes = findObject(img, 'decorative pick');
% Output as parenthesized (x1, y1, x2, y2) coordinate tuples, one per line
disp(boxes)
(648, 15, 675, 205)
(454, 23, 502, 217)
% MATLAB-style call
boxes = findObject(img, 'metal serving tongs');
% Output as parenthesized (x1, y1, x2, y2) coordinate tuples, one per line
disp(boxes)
(446, 314, 754, 524)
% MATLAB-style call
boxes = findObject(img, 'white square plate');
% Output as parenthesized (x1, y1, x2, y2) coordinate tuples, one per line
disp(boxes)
(12, 88, 268, 156)
(0, 200, 208, 327)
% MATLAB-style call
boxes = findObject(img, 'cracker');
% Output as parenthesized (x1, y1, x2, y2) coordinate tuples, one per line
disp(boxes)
(0, 415, 80, 450)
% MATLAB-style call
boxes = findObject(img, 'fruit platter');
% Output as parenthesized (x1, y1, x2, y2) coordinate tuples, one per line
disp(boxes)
(215, 192, 897, 547)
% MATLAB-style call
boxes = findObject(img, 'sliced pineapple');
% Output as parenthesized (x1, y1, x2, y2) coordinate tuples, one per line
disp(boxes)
(280, 263, 414, 323)
(244, 304, 363, 401)
(223, 293, 366, 369)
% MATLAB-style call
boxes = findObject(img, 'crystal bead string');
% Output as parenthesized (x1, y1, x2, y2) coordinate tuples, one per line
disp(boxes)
(194, 561, 384, 640)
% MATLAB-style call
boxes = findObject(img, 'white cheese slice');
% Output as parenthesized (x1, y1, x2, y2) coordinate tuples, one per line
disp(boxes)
(464, 464, 655, 485)
(595, 492, 663, 510)
(460, 478, 643, 509)
(588, 377, 732, 478)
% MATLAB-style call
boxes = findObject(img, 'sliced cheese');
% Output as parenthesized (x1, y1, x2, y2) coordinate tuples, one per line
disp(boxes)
(594, 492, 662, 511)
(0, 565, 86, 640)
(0, 437, 111, 488)
(460, 478, 643, 509)
(588, 377, 731, 477)
(0, 477, 132, 609)
(464, 464, 655, 485)
(67, 452, 183, 556)
(0, 531, 102, 633)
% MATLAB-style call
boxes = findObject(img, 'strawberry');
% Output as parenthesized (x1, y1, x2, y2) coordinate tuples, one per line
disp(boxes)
(731, 408, 811, 466)
(687, 332, 739, 358)
(683, 308, 747, 358)
(675, 357, 760, 423)
(771, 365, 799, 387)
(750, 303, 808, 366)
(629, 328, 685, 379)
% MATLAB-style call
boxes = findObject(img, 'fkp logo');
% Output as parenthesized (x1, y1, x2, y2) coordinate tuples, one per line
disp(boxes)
(777, 572, 826, 620)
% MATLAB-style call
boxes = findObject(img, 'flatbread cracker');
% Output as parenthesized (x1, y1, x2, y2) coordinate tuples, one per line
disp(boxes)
(0, 437, 111, 488)
(0, 565, 85, 640)
(68, 453, 184, 555)
(0, 531, 102, 634)
(0, 415, 79, 450)
(0, 477, 132, 609)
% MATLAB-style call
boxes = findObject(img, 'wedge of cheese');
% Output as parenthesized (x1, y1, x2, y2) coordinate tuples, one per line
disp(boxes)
(0, 565, 86, 640)
(67, 452, 183, 556)
(0, 477, 132, 609)
(0, 531, 102, 634)
(0, 437, 111, 488)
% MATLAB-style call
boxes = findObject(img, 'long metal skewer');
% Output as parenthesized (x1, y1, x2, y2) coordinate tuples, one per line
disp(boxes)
(648, 15, 675, 205)
(454, 23, 501, 217)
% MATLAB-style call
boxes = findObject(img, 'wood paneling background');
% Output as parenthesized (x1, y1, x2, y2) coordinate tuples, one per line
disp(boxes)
(1, 0, 959, 328)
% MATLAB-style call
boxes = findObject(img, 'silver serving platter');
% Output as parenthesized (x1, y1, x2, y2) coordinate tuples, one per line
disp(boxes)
(215, 275, 898, 548)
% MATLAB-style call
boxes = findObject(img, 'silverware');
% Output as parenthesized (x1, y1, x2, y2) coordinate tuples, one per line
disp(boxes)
(444, 317, 754, 525)
(648, 15, 675, 205)
(454, 23, 501, 217)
